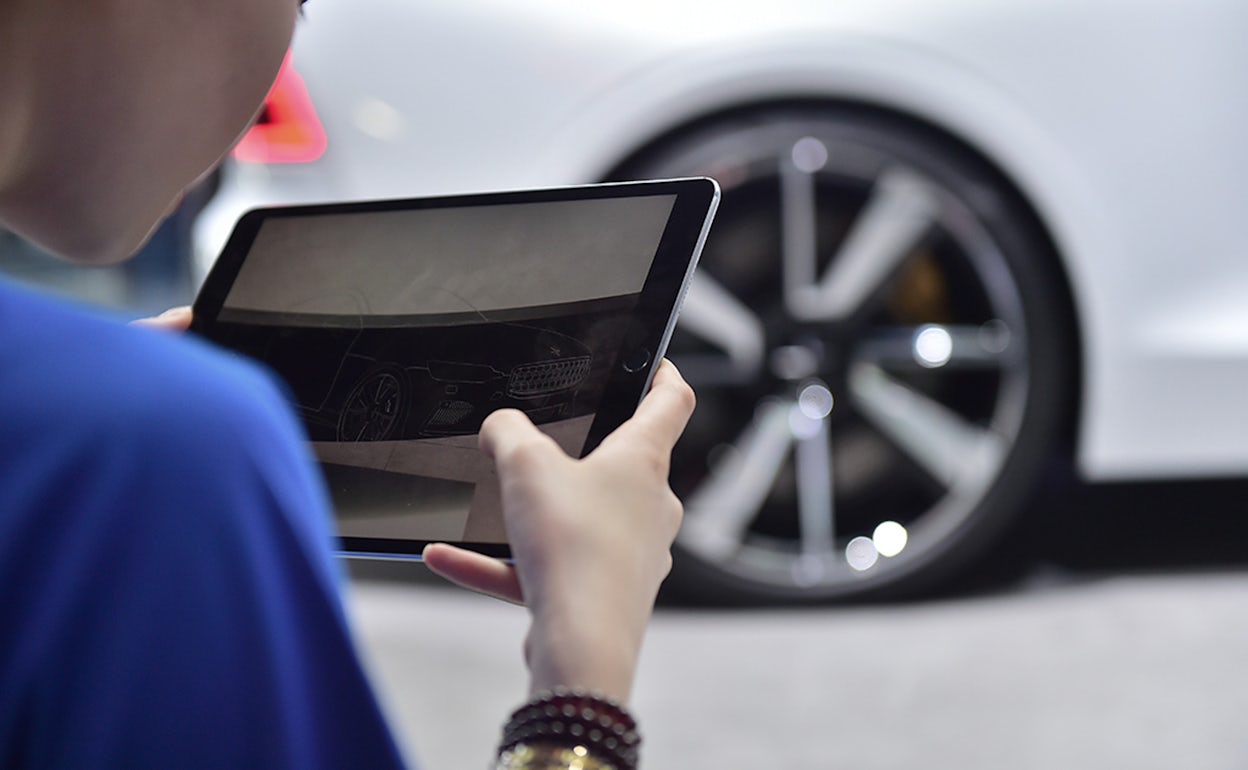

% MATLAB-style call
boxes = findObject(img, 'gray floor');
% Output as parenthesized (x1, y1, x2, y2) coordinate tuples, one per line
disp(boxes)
(346, 569, 1248, 769)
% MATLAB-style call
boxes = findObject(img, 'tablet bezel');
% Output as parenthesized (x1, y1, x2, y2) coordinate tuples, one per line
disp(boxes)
(191, 177, 719, 560)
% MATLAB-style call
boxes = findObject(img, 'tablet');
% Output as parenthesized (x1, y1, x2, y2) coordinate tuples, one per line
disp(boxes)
(191, 178, 719, 560)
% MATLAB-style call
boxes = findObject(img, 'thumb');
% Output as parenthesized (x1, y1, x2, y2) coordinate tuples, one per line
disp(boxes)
(423, 544, 524, 605)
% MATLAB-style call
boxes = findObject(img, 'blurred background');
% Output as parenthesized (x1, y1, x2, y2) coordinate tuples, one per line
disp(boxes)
(6, 0, 1248, 766)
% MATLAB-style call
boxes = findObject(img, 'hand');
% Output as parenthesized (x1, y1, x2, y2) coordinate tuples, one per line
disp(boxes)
(131, 305, 192, 332)
(424, 360, 695, 703)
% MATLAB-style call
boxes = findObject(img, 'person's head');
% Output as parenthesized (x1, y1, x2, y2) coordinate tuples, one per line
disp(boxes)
(0, 0, 304, 265)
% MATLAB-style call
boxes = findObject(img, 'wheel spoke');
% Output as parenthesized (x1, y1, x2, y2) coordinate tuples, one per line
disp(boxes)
(347, 401, 372, 438)
(378, 380, 397, 404)
(854, 321, 1016, 370)
(681, 400, 795, 559)
(793, 411, 836, 557)
(676, 272, 767, 385)
(790, 168, 939, 321)
(848, 361, 1004, 491)
(780, 142, 821, 318)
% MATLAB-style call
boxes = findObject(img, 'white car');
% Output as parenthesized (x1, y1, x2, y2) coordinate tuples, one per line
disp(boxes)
(195, 0, 1248, 603)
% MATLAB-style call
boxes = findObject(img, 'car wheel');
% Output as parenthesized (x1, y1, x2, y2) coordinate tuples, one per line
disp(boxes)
(337, 366, 409, 442)
(616, 107, 1073, 603)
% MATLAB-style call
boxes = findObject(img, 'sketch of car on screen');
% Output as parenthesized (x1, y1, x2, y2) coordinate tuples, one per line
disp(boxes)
(209, 313, 603, 442)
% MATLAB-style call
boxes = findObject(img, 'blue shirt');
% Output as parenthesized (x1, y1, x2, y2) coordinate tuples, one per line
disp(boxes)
(0, 279, 408, 769)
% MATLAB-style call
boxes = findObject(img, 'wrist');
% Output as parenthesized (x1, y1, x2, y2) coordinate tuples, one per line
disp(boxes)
(521, 566, 659, 703)
(524, 618, 640, 704)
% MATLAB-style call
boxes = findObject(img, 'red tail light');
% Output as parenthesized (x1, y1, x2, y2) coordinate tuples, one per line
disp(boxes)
(233, 53, 327, 164)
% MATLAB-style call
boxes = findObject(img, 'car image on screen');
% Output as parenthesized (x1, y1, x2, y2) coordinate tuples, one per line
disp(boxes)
(194, 0, 1248, 604)
(212, 317, 595, 441)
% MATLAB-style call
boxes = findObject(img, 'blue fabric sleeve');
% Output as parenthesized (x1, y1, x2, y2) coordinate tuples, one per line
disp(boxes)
(0, 283, 410, 769)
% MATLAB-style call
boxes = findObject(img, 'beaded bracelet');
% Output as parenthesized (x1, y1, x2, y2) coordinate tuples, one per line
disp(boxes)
(496, 743, 616, 770)
(497, 688, 640, 770)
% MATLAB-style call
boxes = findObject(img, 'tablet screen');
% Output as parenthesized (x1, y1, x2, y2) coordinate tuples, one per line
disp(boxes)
(192, 179, 718, 558)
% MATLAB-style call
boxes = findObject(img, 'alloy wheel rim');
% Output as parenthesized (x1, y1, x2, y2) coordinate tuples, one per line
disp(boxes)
(647, 117, 1033, 595)
(339, 371, 404, 441)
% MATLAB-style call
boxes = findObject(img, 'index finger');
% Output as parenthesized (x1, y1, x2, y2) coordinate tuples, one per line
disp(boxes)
(130, 305, 192, 332)
(478, 407, 563, 464)
(611, 359, 696, 451)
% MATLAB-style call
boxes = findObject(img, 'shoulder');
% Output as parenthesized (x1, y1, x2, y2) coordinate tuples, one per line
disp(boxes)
(0, 282, 334, 547)
(2, 283, 294, 454)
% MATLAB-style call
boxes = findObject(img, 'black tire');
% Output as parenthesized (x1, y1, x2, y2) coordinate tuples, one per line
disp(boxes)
(336, 366, 409, 442)
(615, 107, 1073, 603)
